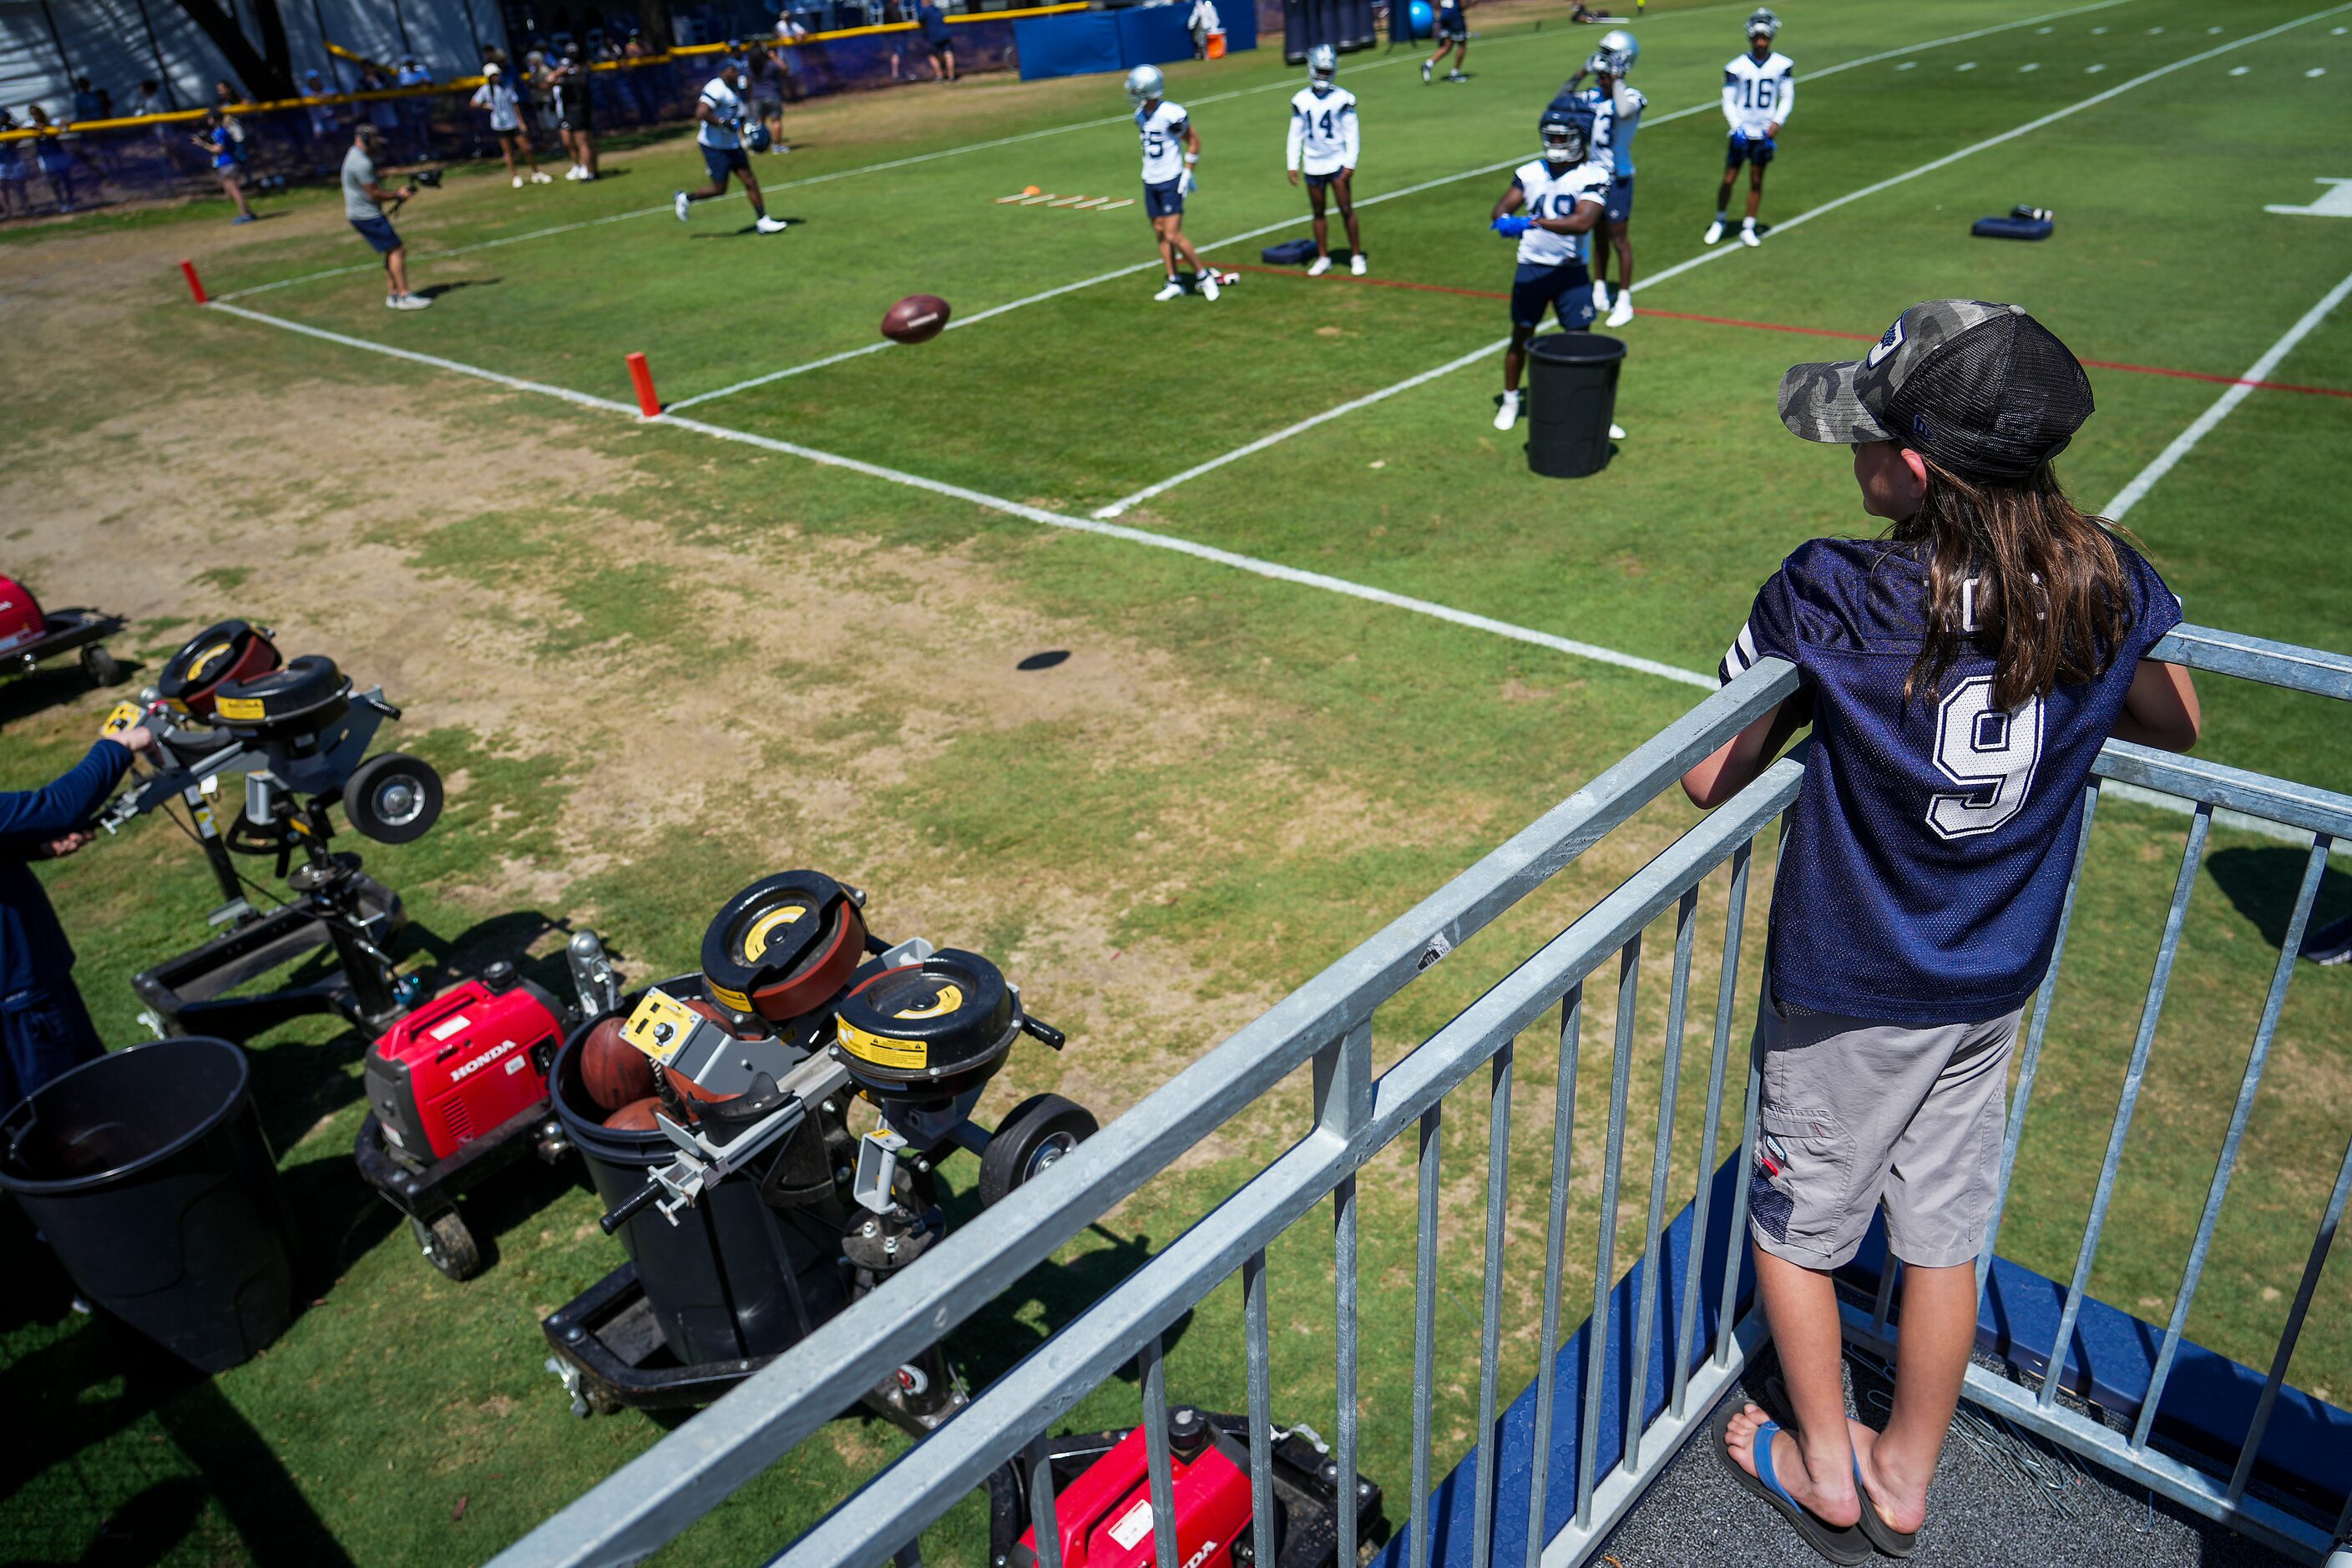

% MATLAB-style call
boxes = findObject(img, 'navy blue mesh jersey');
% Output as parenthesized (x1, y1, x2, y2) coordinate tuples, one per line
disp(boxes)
(1721, 534, 2180, 1024)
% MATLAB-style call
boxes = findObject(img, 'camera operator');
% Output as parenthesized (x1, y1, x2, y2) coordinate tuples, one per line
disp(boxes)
(0, 716, 154, 1110)
(344, 124, 432, 311)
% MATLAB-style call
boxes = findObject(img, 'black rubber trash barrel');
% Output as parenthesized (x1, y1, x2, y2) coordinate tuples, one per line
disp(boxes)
(1526, 331, 1626, 478)
(0, 1037, 295, 1373)
(551, 978, 842, 1368)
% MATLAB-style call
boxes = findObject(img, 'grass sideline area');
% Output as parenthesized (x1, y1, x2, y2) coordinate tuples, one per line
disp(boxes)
(2, 0, 2349, 1561)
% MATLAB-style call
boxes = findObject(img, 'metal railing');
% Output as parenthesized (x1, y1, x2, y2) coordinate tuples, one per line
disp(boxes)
(493, 622, 2352, 1568)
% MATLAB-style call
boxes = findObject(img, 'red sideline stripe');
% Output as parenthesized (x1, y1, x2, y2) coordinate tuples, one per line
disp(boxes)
(1232, 266, 2352, 402)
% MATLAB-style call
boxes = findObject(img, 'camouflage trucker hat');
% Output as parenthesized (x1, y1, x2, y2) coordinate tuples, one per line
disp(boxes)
(1778, 299, 2095, 481)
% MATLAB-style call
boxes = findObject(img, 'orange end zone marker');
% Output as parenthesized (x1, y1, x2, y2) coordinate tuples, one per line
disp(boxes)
(626, 352, 660, 417)
(180, 260, 208, 304)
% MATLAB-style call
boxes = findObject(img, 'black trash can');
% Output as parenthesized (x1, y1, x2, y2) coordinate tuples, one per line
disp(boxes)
(0, 1037, 295, 1373)
(550, 977, 842, 1368)
(1526, 331, 1626, 478)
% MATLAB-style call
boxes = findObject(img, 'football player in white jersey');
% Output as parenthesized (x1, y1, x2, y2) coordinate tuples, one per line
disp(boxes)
(1127, 66, 1217, 302)
(1287, 46, 1364, 276)
(1565, 28, 1643, 326)
(1488, 106, 1619, 436)
(1707, 8, 1793, 249)
(673, 61, 787, 234)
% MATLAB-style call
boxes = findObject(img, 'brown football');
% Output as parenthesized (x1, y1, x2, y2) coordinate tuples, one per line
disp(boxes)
(580, 1015, 655, 1112)
(603, 1095, 662, 1131)
(881, 294, 952, 344)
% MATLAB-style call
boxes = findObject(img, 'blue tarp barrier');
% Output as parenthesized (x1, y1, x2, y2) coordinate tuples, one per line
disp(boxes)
(1014, 4, 1257, 83)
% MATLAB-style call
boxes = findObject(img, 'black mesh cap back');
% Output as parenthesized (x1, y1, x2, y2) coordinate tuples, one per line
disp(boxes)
(1881, 311, 2093, 481)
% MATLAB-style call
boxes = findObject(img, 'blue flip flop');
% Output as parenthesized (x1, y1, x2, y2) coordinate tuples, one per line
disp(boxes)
(1853, 1457, 1919, 1557)
(1712, 1402, 1873, 1566)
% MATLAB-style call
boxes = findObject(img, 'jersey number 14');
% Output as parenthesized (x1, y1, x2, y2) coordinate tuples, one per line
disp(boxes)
(1928, 676, 2044, 839)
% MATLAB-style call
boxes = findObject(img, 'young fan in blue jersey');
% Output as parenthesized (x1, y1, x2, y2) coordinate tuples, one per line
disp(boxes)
(1682, 301, 2201, 1565)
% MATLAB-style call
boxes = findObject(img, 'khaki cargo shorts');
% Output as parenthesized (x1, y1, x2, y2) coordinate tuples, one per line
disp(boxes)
(1746, 981, 2023, 1271)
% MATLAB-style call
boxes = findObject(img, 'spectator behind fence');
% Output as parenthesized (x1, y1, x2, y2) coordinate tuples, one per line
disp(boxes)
(195, 109, 256, 221)
(0, 112, 28, 218)
(471, 61, 549, 187)
(26, 107, 72, 212)
(394, 57, 434, 160)
(747, 42, 790, 149)
(549, 43, 599, 180)
(131, 79, 166, 118)
(916, 0, 957, 82)
(1188, 0, 1222, 58)
(344, 123, 430, 309)
(70, 78, 98, 122)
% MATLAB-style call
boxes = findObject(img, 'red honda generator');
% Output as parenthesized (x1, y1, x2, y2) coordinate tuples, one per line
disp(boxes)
(995, 1407, 1383, 1568)
(0, 574, 128, 688)
(354, 954, 609, 1280)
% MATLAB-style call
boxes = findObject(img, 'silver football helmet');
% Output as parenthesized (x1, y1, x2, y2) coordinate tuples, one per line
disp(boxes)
(1308, 43, 1338, 83)
(1538, 105, 1589, 165)
(1125, 63, 1165, 105)
(1596, 28, 1637, 73)
(1746, 8, 1780, 40)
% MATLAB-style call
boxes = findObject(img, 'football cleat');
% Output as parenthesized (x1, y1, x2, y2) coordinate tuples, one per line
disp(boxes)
(1703, 219, 1725, 245)
(1606, 289, 1634, 327)
(1539, 104, 1591, 165)
(1421, 61, 1434, 83)
(387, 292, 433, 310)
(675, 190, 692, 221)
(1741, 222, 1761, 247)
(1308, 255, 1332, 276)
(513, 175, 525, 188)
(1610, 422, 1627, 439)
(1447, 70, 1468, 82)
(1351, 253, 1367, 276)
(1308, 43, 1338, 83)
(1591, 279, 1608, 311)
(1201, 272, 1221, 301)
(756, 215, 789, 233)
(530, 169, 553, 183)
(1494, 390, 1520, 431)
(1125, 64, 1165, 105)
(1154, 280, 1185, 301)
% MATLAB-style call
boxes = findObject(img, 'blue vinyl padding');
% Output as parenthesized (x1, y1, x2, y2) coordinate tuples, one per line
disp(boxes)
(1373, 1156, 2351, 1568)
(1014, 3, 1256, 82)
(1971, 215, 2054, 240)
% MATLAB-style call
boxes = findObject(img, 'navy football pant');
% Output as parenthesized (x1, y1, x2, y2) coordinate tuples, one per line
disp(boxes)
(1, 984, 105, 1111)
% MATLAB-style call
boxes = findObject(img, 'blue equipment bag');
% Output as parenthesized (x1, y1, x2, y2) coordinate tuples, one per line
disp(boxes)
(1972, 215, 2053, 240)
(1262, 237, 1320, 266)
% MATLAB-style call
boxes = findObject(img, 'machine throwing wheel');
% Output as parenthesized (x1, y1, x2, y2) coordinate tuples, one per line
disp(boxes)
(410, 1210, 482, 1280)
(342, 751, 444, 845)
(78, 644, 124, 685)
(979, 1093, 1097, 1206)
(157, 618, 280, 717)
(832, 949, 1024, 1098)
(701, 871, 867, 1022)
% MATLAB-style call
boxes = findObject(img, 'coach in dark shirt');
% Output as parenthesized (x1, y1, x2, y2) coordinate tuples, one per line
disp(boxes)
(0, 716, 150, 1110)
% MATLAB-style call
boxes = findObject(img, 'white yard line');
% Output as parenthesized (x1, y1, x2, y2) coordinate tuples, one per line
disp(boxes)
(205, 295, 2343, 854)
(2102, 266, 2352, 518)
(670, 0, 2139, 412)
(1092, 3, 2350, 519)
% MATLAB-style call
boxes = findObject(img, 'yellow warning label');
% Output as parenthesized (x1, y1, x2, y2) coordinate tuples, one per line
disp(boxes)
(186, 640, 235, 683)
(741, 904, 807, 961)
(894, 983, 963, 1021)
(101, 701, 143, 736)
(623, 989, 701, 1065)
(837, 1019, 927, 1070)
(706, 981, 753, 1014)
(215, 695, 266, 722)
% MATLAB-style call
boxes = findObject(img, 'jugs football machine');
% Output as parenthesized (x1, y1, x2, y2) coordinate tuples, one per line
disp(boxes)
(96, 620, 445, 1039)
(541, 869, 1101, 1438)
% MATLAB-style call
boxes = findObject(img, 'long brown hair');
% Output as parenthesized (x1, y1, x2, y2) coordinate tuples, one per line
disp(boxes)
(1890, 458, 2135, 711)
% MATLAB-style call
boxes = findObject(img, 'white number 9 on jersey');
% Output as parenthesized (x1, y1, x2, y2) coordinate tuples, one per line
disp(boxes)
(1927, 676, 2044, 839)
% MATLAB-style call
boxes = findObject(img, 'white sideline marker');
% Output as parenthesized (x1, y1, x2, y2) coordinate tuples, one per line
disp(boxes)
(1090, 3, 2352, 520)
(2102, 266, 2352, 520)
(203, 296, 2344, 857)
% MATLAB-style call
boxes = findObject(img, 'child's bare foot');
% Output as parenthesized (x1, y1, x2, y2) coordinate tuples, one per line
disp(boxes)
(1848, 1417, 1930, 1535)
(1726, 1403, 1860, 1526)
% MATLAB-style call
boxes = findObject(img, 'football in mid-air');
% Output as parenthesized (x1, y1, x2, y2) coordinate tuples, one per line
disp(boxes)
(882, 294, 952, 344)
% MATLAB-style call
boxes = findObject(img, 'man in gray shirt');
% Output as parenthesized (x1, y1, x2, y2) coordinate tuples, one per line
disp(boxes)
(343, 124, 431, 310)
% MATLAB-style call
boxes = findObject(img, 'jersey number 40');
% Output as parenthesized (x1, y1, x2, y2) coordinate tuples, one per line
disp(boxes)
(1928, 677, 2044, 839)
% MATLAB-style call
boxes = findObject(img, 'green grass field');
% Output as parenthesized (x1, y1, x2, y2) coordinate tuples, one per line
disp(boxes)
(3, 0, 2349, 1560)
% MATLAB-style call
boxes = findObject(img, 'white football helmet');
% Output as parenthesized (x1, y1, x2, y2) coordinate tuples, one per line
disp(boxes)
(1308, 43, 1337, 83)
(1596, 28, 1637, 73)
(1125, 64, 1165, 105)
(1746, 8, 1780, 40)
(1538, 105, 1589, 165)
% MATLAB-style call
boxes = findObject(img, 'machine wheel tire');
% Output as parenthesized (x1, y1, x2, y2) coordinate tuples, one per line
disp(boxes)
(411, 1211, 482, 1280)
(344, 751, 444, 845)
(979, 1093, 1096, 1207)
(79, 644, 124, 685)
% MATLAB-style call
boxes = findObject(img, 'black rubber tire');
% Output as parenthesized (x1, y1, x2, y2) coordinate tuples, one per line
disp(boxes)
(79, 644, 124, 686)
(978, 1093, 1097, 1207)
(343, 751, 443, 845)
(410, 1211, 481, 1280)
